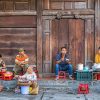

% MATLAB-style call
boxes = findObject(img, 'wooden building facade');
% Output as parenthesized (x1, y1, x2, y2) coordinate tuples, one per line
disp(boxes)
(0, 0, 99, 75)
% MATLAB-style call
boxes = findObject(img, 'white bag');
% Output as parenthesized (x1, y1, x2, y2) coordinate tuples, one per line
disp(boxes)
(93, 63, 100, 71)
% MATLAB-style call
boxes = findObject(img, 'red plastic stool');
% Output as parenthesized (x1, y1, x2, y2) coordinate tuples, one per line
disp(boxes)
(78, 84, 89, 94)
(97, 73, 100, 80)
(2, 76, 13, 81)
(0, 71, 3, 79)
(2, 72, 13, 81)
(58, 71, 66, 79)
(0, 71, 6, 79)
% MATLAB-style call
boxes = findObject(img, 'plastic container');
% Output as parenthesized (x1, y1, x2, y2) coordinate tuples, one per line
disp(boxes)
(97, 73, 100, 80)
(77, 64, 83, 71)
(83, 66, 89, 72)
(76, 71, 92, 81)
(20, 86, 29, 95)
(2, 71, 13, 80)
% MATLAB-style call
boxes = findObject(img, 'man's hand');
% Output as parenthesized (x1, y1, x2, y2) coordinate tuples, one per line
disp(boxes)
(56, 58, 64, 64)
(66, 60, 71, 64)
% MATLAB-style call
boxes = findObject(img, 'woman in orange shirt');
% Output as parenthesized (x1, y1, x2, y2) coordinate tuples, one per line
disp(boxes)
(93, 47, 100, 71)
(14, 48, 29, 75)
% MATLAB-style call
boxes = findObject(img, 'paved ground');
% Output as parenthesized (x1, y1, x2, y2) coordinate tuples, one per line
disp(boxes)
(0, 79, 100, 100)
(0, 89, 100, 100)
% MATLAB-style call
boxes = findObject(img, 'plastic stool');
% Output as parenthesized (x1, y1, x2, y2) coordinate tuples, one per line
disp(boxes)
(0, 71, 6, 79)
(78, 84, 89, 94)
(2, 76, 13, 81)
(58, 71, 66, 79)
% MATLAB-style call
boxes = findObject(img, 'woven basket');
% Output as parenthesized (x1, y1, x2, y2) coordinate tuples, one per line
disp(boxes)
(29, 82, 39, 95)
(17, 82, 31, 86)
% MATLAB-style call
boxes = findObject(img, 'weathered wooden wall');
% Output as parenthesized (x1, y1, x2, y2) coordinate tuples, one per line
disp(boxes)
(42, 0, 95, 73)
(95, 0, 100, 52)
(51, 19, 85, 71)
(43, 0, 94, 10)
(0, 16, 37, 65)
(0, 0, 36, 11)
(0, 0, 99, 74)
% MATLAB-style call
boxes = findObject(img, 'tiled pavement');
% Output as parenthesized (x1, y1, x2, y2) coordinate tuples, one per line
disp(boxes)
(0, 79, 100, 100)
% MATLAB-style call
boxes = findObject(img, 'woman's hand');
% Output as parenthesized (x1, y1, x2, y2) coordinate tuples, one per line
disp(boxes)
(28, 81, 32, 85)
(14, 75, 19, 78)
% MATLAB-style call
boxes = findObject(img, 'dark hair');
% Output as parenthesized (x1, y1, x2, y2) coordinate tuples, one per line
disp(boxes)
(61, 47, 67, 50)
(98, 47, 100, 50)
(0, 54, 2, 58)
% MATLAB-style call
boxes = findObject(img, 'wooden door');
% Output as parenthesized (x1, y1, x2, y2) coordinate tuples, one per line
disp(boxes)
(52, 19, 85, 71)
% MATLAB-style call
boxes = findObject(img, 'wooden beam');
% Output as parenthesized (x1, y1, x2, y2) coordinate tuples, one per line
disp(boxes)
(37, 0, 43, 73)
(0, 11, 36, 15)
(43, 9, 95, 16)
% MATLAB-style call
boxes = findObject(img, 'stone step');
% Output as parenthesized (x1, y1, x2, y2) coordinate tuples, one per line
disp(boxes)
(38, 79, 100, 91)
(0, 78, 100, 93)
(38, 79, 90, 88)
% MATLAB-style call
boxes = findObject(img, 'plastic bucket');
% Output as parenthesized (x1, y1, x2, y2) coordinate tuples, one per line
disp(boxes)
(20, 86, 29, 94)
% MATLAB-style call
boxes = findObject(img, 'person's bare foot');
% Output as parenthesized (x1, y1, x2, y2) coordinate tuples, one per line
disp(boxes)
(69, 76, 73, 80)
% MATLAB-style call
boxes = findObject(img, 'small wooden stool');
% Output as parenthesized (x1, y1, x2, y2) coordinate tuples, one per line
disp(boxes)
(58, 71, 66, 79)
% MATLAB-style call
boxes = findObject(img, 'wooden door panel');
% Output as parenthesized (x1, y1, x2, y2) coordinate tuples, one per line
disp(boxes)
(52, 19, 59, 72)
(75, 19, 85, 65)
(58, 19, 69, 50)
(69, 19, 76, 67)
(52, 19, 85, 70)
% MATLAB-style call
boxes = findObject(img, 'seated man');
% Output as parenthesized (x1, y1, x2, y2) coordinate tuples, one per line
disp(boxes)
(14, 48, 29, 75)
(95, 47, 100, 64)
(55, 47, 73, 80)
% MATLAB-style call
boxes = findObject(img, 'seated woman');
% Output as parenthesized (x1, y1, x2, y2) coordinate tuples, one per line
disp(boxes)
(16, 66, 39, 95)
(55, 47, 73, 80)
(92, 47, 100, 71)
(0, 54, 6, 71)
(14, 48, 29, 75)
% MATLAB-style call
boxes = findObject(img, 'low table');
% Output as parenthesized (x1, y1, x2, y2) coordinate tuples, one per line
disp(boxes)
(76, 70, 93, 81)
